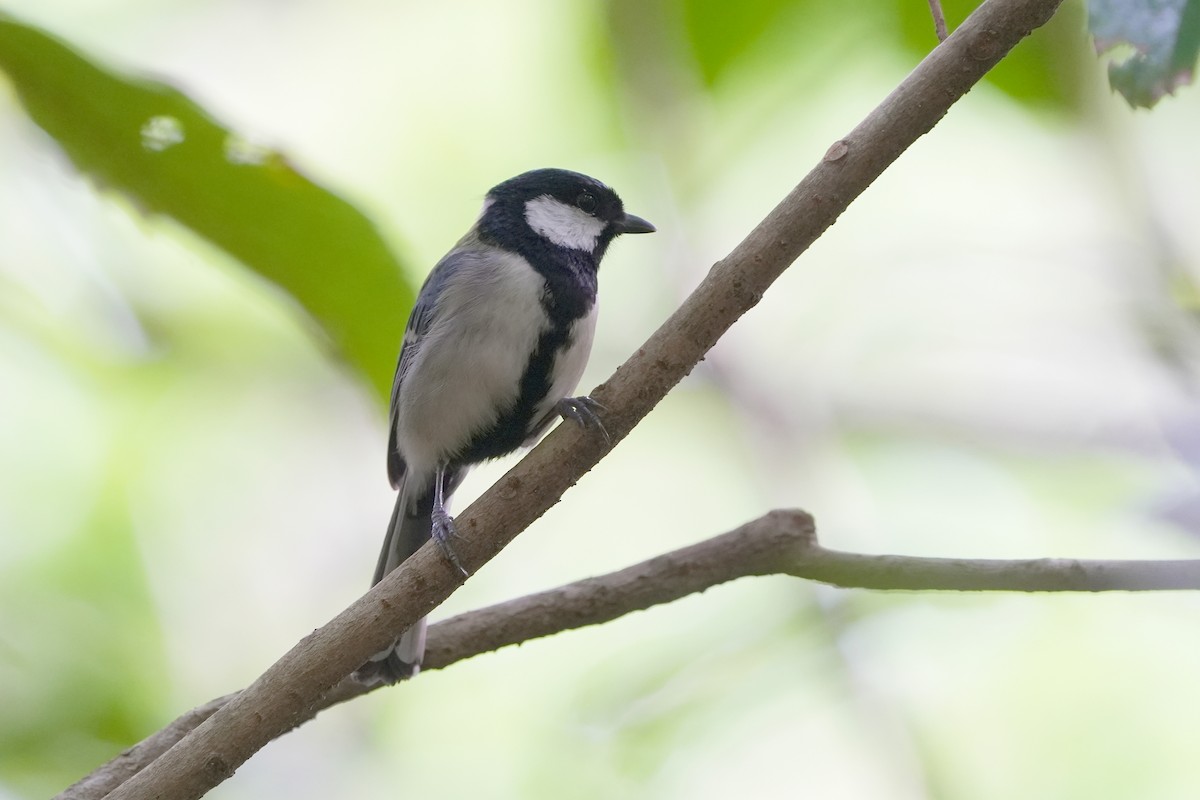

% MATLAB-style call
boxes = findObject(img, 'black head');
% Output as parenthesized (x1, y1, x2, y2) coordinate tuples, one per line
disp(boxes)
(477, 168, 654, 263)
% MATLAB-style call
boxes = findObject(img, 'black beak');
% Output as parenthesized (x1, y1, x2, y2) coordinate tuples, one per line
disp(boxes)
(614, 212, 655, 235)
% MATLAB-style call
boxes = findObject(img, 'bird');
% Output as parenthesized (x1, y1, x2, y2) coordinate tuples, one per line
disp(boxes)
(354, 168, 654, 685)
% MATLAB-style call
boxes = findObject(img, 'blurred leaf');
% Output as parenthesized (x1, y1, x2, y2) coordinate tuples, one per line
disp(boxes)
(1089, 0, 1200, 108)
(681, 0, 801, 86)
(682, 0, 1089, 109)
(0, 474, 166, 798)
(0, 13, 412, 403)
(898, 0, 1088, 111)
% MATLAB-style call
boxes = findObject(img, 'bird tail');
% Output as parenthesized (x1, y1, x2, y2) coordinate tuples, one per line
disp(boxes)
(354, 477, 435, 685)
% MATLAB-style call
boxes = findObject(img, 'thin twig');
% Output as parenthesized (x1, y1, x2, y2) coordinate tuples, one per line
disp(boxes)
(928, 0, 950, 42)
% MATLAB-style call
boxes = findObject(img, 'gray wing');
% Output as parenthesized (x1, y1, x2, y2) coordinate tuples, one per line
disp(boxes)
(386, 252, 465, 488)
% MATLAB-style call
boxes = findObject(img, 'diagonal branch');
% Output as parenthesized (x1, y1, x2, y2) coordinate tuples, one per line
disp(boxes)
(90, 0, 1068, 797)
(62, 508, 1200, 800)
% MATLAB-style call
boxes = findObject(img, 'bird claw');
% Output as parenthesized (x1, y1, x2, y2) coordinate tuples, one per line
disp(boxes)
(556, 396, 611, 445)
(431, 506, 470, 578)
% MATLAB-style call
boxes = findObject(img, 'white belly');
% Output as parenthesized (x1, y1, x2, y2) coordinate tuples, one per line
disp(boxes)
(395, 251, 549, 472)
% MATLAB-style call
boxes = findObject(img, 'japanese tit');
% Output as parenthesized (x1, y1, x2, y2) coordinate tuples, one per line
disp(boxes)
(354, 168, 654, 685)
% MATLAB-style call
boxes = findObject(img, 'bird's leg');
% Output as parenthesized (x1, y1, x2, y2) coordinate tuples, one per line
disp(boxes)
(556, 396, 611, 445)
(430, 466, 470, 578)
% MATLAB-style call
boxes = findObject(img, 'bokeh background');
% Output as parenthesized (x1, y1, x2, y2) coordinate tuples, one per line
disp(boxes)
(4, 0, 1200, 798)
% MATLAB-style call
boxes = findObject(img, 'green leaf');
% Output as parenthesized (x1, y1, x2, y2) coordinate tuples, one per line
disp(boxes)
(898, 0, 1089, 112)
(681, 0, 801, 87)
(0, 14, 412, 402)
(1089, 0, 1200, 108)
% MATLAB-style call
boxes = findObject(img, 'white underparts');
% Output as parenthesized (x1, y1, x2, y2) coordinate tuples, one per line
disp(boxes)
(524, 195, 605, 251)
(394, 250, 549, 473)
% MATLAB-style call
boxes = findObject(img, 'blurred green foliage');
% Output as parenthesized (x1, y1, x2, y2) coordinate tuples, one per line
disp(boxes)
(682, 0, 803, 87)
(897, 0, 1088, 109)
(0, 470, 166, 797)
(0, 13, 413, 403)
(680, 0, 1089, 109)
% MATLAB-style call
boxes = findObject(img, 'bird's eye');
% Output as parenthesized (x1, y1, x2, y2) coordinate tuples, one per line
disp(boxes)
(576, 192, 597, 214)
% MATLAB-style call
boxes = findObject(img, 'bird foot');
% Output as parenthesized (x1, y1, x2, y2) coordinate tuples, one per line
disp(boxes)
(431, 506, 470, 578)
(556, 395, 610, 445)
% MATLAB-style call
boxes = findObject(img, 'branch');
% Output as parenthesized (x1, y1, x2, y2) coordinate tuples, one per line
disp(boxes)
(93, 1, 1067, 797)
(929, 0, 950, 41)
(58, 697, 234, 800)
(63, 508, 1200, 800)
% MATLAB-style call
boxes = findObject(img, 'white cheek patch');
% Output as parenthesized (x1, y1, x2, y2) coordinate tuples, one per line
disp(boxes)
(524, 195, 605, 251)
